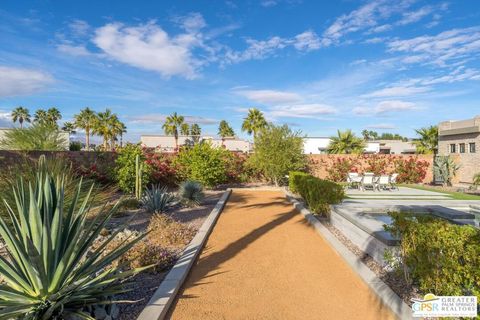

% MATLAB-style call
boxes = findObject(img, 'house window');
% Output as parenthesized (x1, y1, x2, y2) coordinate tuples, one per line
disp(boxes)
(460, 143, 466, 153)
(470, 143, 476, 153)
(450, 144, 456, 153)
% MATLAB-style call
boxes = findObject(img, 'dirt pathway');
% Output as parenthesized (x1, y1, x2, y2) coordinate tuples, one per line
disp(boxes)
(167, 190, 396, 320)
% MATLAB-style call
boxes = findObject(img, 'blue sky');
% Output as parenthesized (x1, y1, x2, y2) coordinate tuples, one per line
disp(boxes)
(0, 0, 479, 141)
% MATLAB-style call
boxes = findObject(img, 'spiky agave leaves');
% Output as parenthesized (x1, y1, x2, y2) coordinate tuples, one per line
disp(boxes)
(0, 172, 148, 320)
(178, 180, 204, 207)
(141, 185, 175, 214)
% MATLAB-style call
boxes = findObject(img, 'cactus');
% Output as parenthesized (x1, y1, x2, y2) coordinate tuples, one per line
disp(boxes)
(135, 154, 144, 199)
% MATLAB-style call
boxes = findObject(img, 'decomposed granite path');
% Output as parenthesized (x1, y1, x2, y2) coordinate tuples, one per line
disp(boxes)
(167, 190, 396, 320)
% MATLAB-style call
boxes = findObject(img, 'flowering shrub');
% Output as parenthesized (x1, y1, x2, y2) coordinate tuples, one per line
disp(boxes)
(143, 148, 178, 187)
(324, 157, 359, 182)
(394, 157, 429, 183)
(76, 163, 112, 184)
(364, 154, 388, 175)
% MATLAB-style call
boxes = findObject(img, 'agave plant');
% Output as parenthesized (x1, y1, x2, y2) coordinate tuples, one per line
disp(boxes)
(178, 180, 204, 207)
(0, 171, 147, 319)
(141, 185, 175, 213)
(434, 155, 460, 186)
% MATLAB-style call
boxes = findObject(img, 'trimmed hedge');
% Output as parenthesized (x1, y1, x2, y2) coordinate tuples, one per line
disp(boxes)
(290, 172, 345, 216)
(288, 171, 309, 194)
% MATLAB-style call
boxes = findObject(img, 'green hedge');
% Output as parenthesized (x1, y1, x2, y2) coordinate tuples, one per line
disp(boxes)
(288, 171, 309, 194)
(291, 173, 345, 216)
(386, 213, 480, 298)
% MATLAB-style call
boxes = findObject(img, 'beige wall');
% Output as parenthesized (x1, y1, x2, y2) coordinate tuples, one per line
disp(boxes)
(438, 132, 480, 184)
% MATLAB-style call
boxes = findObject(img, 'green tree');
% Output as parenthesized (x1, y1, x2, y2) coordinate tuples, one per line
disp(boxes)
(47, 107, 62, 125)
(180, 123, 190, 136)
(62, 121, 76, 134)
(11, 106, 31, 128)
(241, 108, 267, 140)
(107, 114, 126, 149)
(162, 112, 185, 151)
(74, 107, 97, 150)
(218, 120, 235, 146)
(327, 129, 366, 154)
(190, 123, 201, 143)
(33, 109, 49, 124)
(414, 125, 438, 154)
(247, 124, 306, 186)
(0, 123, 68, 151)
(93, 108, 120, 150)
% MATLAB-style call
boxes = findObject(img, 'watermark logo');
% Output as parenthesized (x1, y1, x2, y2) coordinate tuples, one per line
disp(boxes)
(411, 293, 478, 318)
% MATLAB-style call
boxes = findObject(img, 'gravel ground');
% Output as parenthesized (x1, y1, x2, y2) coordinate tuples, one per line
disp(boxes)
(114, 190, 223, 320)
(321, 221, 422, 306)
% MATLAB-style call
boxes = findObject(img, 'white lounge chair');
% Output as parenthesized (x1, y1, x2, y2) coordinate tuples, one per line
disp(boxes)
(347, 172, 362, 189)
(377, 175, 391, 191)
(361, 173, 376, 191)
(390, 173, 399, 190)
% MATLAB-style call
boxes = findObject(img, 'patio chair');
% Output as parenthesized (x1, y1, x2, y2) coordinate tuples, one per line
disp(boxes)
(390, 173, 399, 190)
(347, 172, 362, 189)
(361, 173, 376, 191)
(376, 175, 391, 191)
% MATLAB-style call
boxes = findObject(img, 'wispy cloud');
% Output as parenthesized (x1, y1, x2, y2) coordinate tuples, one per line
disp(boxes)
(354, 100, 417, 115)
(128, 113, 218, 125)
(235, 89, 302, 104)
(267, 103, 337, 119)
(363, 85, 431, 98)
(0, 66, 54, 97)
(366, 123, 397, 129)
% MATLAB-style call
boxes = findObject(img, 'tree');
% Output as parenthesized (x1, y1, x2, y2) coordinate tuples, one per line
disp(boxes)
(190, 123, 201, 143)
(327, 130, 366, 154)
(108, 115, 126, 149)
(0, 123, 68, 151)
(414, 125, 438, 154)
(47, 107, 62, 125)
(11, 106, 31, 128)
(361, 129, 370, 140)
(62, 122, 76, 134)
(247, 124, 306, 186)
(241, 108, 267, 140)
(218, 120, 235, 146)
(74, 107, 97, 150)
(33, 109, 49, 124)
(162, 112, 185, 151)
(93, 109, 121, 150)
(180, 123, 190, 136)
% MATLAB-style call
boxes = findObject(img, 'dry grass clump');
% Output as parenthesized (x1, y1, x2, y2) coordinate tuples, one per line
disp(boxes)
(147, 214, 196, 249)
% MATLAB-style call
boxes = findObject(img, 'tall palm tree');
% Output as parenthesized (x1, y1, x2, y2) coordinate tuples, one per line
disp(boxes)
(218, 120, 235, 146)
(93, 109, 116, 150)
(61, 122, 76, 134)
(118, 122, 127, 147)
(11, 106, 31, 128)
(180, 123, 190, 136)
(190, 123, 201, 143)
(34, 109, 49, 124)
(108, 115, 126, 149)
(162, 112, 185, 151)
(413, 125, 438, 154)
(74, 107, 97, 151)
(241, 108, 267, 140)
(327, 129, 366, 154)
(46, 107, 62, 125)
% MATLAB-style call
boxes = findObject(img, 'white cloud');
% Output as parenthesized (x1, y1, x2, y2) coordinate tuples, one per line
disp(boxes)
(69, 19, 90, 37)
(173, 12, 207, 32)
(129, 113, 218, 125)
(397, 6, 434, 26)
(387, 27, 480, 66)
(267, 103, 337, 118)
(236, 89, 302, 104)
(294, 30, 321, 51)
(366, 123, 397, 129)
(0, 66, 53, 97)
(92, 21, 207, 79)
(57, 44, 91, 56)
(353, 100, 417, 115)
(364, 37, 385, 44)
(261, 0, 278, 7)
(370, 24, 392, 33)
(363, 86, 431, 98)
(0, 111, 11, 127)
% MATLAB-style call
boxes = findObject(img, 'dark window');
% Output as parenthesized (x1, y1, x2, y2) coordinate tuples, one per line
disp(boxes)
(470, 143, 476, 153)
(460, 143, 466, 153)
(450, 144, 456, 153)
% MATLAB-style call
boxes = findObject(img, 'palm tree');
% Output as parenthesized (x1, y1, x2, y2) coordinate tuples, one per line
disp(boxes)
(11, 106, 31, 128)
(74, 107, 97, 151)
(34, 109, 49, 124)
(413, 125, 438, 154)
(47, 107, 62, 125)
(241, 108, 267, 140)
(93, 109, 116, 150)
(218, 120, 235, 146)
(180, 123, 190, 136)
(162, 112, 185, 151)
(327, 129, 366, 154)
(361, 129, 370, 140)
(118, 122, 127, 147)
(61, 122, 76, 134)
(190, 123, 201, 143)
(108, 115, 126, 149)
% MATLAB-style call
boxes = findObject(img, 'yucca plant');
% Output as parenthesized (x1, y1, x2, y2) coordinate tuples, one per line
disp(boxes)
(0, 171, 148, 319)
(178, 180, 204, 207)
(141, 185, 175, 213)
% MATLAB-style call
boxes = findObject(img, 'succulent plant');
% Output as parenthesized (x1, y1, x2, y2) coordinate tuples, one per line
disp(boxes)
(178, 180, 205, 207)
(141, 185, 175, 213)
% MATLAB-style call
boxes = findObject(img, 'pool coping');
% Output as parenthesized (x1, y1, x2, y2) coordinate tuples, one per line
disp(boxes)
(284, 189, 413, 320)
(136, 189, 232, 320)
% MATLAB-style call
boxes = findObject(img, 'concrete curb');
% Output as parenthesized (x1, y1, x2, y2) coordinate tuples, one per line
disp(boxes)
(284, 190, 413, 320)
(136, 189, 232, 320)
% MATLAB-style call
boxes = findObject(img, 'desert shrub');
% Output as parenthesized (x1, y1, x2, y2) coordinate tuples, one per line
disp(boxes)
(147, 214, 197, 248)
(295, 174, 345, 216)
(178, 180, 205, 206)
(69, 141, 82, 151)
(247, 124, 306, 186)
(364, 154, 388, 175)
(0, 171, 146, 319)
(224, 151, 251, 183)
(288, 171, 309, 194)
(433, 155, 460, 186)
(385, 213, 480, 298)
(324, 157, 359, 182)
(394, 157, 430, 183)
(115, 143, 151, 193)
(142, 184, 176, 213)
(144, 148, 178, 187)
(175, 142, 229, 188)
(0, 123, 68, 151)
